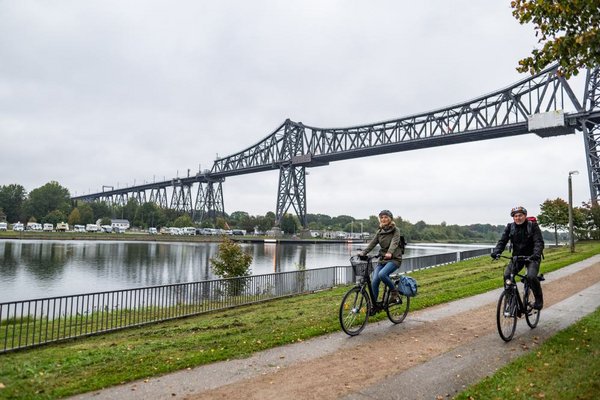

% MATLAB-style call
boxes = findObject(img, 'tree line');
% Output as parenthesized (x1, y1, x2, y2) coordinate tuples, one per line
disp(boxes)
(1, 181, 598, 244)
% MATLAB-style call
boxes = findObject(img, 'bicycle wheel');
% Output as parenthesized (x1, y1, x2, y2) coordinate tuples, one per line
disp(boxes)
(524, 286, 541, 328)
(497, 290, 517, 342)
(386, 293, 410, 324)
(339, 286, 370, 336)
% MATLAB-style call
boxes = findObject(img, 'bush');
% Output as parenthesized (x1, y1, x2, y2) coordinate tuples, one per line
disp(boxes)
(210, 238, 253, 296)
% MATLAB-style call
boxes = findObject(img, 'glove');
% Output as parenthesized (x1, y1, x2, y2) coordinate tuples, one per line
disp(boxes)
(490, 252, 499, 260)
(530, 255, 541, 262)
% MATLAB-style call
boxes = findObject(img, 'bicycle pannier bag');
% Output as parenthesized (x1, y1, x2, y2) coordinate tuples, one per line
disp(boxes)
(398, 275, 418, 297)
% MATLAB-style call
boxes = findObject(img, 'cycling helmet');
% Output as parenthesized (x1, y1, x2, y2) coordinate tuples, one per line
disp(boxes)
(510, 206, 527, 217)
(379, 209, 393, 218)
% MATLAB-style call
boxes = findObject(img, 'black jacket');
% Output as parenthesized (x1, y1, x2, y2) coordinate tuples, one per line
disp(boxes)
(493, 220, 545, 258)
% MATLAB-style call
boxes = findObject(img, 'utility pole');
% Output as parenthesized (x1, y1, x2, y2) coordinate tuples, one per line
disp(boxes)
(568, 170, 579, 253)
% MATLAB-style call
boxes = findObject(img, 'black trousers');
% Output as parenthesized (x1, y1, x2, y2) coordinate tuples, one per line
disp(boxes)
(504, 259, 543, 303)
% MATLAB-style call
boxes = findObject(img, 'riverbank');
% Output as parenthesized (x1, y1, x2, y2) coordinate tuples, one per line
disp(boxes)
(0, 231, 368, 244)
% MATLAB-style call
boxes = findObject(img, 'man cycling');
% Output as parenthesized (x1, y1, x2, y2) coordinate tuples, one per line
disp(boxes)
(491, 206, 545, 309)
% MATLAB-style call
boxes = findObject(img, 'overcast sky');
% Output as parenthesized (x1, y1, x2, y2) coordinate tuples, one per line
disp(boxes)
(0, 1, 592, 226)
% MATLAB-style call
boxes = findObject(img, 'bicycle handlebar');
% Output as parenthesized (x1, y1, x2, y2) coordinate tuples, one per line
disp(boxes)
(352, 254, 381, 262)
(494, 255, 532, 262)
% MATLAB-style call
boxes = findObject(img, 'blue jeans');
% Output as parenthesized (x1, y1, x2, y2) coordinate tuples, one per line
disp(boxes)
(372, 261, 399, 302)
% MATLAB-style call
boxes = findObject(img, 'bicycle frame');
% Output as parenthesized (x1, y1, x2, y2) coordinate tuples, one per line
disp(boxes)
(355, 256, 396, 308)
(496, 255, 541, 341)
(339, 255, 410, 336)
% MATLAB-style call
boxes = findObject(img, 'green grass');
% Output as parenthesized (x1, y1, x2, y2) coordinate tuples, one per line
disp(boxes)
(0, 242, 599, 399)
(455, 307, 600, 400)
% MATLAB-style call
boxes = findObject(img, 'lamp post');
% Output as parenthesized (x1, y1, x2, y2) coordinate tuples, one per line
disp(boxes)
(568, 170, 579, 253)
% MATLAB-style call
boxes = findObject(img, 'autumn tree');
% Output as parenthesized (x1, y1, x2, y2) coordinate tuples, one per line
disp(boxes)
(537, 198, 569, 245)
(210, 237, 253, 296)
(511, 0, 600, 77)
(68, 208, 81, 226)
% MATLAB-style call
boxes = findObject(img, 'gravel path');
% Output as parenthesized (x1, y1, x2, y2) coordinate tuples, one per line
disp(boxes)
(68, 255, 600, 400)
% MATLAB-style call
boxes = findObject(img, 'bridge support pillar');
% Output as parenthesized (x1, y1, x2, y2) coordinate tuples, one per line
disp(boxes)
(275, 165, 307, 229)
(194, 179, 225, 224)
(582, 67, 600, 205)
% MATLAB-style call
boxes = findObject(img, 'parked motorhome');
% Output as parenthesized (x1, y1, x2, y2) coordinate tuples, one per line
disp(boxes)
(100, 225, 113, 233)
(43, 223, 54, 232)
(73, 224, 86, 232)
(182, 227, 196, 235)
(0, 222, 7, 231)
(86, 224, 100, 232)
(26, 222, 43, 231)
(111, 219, 130, 231)
(13, 222, 24, 231)
(56, 222, 69, 231)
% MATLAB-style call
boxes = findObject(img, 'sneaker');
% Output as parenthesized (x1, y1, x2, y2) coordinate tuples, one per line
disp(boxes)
(388, 290, 400, 304)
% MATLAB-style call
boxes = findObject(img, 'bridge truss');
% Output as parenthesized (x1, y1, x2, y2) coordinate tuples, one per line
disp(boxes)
(72, 64, 600, 227)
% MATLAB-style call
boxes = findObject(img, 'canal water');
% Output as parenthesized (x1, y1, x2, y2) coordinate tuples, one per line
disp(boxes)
(0, 240, 491, 302)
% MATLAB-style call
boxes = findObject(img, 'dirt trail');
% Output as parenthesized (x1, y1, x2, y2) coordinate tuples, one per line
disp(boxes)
(183, 262, 600, 400)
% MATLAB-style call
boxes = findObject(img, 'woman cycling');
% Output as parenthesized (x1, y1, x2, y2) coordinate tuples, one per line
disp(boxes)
(358, 209, 403, 304)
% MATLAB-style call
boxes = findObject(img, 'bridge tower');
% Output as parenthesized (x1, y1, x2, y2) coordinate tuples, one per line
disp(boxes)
(170, 180, 194, 213)
(582, 67, 600, 204)
(275, 120, 308, 228)
(194, 178, 225, 223)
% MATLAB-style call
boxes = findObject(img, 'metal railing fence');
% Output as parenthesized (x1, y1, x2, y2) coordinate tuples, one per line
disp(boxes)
(0, 248, 491, 353)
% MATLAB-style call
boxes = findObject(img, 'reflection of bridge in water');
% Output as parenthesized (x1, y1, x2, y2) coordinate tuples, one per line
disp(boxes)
(72, 65, 600, 227)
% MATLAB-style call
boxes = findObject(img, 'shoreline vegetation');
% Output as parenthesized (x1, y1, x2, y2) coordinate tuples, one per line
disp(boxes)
(0, 231, 496, 245)
(0, 242, 598, 399)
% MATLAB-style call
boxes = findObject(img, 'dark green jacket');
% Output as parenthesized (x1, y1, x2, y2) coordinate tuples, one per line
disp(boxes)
(363, 223, 403, 267)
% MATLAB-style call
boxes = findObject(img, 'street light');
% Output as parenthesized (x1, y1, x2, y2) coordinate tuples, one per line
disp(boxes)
(568, 170, 579, 253)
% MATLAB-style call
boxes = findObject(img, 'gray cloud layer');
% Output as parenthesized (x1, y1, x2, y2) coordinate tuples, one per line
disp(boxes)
(0, 1, 591, 225)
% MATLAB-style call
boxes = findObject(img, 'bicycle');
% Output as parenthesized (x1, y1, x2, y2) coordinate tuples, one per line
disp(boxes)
(495, 255, 545, 342)
(339, 255, 410, 336)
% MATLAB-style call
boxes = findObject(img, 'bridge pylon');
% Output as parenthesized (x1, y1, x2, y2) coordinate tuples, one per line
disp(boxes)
(275, 120, 308, 228)
(581, 67, 600, 205)
(170, 180, 194, 213)
(194, 178, 225, 224)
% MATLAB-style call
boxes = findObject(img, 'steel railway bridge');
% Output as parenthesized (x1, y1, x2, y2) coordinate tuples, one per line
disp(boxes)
(72, 64, 600, 228)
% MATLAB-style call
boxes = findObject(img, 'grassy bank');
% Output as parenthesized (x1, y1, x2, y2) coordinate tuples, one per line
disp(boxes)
(0, 242, 599, 399)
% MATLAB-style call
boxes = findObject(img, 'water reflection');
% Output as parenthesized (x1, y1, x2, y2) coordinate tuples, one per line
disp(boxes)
(0, 240, 490, 302)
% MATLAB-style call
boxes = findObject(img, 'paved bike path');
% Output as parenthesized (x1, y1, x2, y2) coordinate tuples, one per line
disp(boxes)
(68, 255, 600, 400)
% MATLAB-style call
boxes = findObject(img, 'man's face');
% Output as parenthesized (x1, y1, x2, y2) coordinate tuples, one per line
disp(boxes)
(513, 212, 526, 225)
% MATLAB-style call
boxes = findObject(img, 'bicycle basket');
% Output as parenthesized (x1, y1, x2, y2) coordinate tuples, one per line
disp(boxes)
(350, 256, 373, 277)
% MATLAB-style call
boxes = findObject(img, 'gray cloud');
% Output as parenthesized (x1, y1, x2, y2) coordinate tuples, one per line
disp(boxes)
(0, 1, 591, 225)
